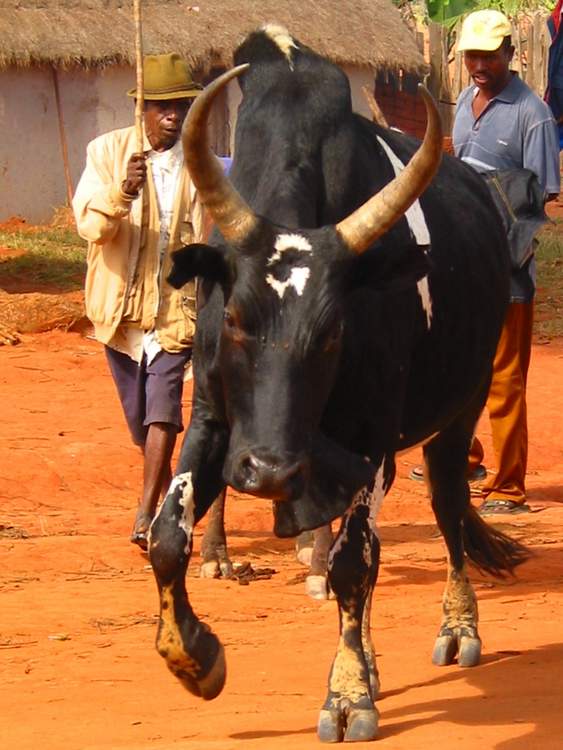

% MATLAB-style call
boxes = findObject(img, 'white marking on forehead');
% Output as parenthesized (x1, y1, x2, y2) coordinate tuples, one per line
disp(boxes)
(417, 275, 433, 329)
(266, 233, 313, 299)
(262, 23, 298, 67)
(266, 267, 311, 299)
(376, 135, 431, 246)
(269, 233, 313, 263)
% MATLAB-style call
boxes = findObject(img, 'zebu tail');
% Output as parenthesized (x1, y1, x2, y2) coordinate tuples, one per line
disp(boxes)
(463, 505, 531, 577)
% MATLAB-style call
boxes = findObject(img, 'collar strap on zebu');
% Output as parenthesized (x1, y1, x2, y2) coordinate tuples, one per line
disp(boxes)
(182, 67, 443, 252)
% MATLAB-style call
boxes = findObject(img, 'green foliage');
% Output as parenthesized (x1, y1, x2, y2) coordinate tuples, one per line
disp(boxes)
(0, 222, 561, 338)
(426, 0, 556, 29)
(0, 227, 86, 291)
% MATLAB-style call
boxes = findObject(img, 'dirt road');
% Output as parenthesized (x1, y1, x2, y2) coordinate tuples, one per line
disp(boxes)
(1, 330, 563, 749)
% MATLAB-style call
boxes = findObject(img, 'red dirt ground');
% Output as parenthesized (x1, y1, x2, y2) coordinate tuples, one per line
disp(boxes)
(1, 329, 563, 750)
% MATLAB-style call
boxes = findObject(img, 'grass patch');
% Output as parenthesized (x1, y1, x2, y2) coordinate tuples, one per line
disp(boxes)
(0, 227, 87, 292)
(0, 218, 561, 339)
(535, 222, 563, 342)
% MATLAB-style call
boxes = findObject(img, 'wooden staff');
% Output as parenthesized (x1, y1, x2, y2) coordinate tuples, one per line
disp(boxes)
(133, 0, 144, 152)
(51, 65, 74, 205)
(361, 85, 389, 128)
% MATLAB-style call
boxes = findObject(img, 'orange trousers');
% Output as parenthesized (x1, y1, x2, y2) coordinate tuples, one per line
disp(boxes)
(469, 302, 534, 505)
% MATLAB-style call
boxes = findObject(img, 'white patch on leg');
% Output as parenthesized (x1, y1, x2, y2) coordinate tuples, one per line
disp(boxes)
(329, 462, 387, 568)
(368, 464, 385, 537)
(328, 514, 350, 570)
(165, 471, 195, 554)
(416, 275, 433, 329)
(376, 136, 430, 246)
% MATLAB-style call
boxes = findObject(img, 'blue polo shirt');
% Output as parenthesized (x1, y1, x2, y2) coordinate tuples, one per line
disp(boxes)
(453, 74, 560, 194)
(453, 74, 560, 301)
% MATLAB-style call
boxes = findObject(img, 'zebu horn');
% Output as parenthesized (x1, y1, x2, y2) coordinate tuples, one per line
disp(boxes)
(336, 85, 442, 254)
(182, 64, 257, 244)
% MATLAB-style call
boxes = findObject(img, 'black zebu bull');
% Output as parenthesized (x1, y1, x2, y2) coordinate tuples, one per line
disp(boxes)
(148, 26, 528, 743)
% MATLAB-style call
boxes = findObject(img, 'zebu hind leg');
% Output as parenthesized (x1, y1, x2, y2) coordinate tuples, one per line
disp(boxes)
(149, 419, 229, 699)
(200, 488, 233, 579)
(424, 416, 482, 668)
(317, 468, 386, 743)
(305, 524, 334, 600)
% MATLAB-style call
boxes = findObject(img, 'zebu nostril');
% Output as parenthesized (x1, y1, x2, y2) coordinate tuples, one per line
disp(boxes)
(233, 451, 307, 500)
(239, 453, 262, 488)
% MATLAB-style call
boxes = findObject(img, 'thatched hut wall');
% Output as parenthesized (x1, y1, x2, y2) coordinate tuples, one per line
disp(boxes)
(0, 1, 426, 223)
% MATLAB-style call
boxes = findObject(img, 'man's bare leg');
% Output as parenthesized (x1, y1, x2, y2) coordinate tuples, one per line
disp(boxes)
(131, 421, 177, 549)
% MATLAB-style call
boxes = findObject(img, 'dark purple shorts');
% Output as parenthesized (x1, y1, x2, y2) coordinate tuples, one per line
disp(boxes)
(105, 345, 192, 447)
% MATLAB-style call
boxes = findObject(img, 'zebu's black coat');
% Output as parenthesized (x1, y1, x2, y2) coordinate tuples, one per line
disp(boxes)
(170, 30, 510, 536)
(150, 27, 525, 740)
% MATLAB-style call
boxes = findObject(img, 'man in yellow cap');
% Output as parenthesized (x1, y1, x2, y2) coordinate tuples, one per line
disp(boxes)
(73, 54, 206, 549)
(454, 11, 559, 514)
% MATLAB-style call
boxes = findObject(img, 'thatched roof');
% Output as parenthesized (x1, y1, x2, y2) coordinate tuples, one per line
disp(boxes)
(1, 0, 425, 74)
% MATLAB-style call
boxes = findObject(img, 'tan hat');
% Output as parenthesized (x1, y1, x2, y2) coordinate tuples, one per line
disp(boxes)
(127, 53, 202, 100)
(457, 10, 512, 53)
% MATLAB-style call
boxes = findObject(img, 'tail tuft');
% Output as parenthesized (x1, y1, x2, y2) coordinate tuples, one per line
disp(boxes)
(463, 505, 531, 577)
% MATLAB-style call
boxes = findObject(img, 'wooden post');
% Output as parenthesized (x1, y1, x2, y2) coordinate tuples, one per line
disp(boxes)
(51, 66, 73, 206)
(532, 13, 544, 97)
(428, 22, 443, 101)
(133, 0, 144, 153)
(362, 85, 389, 128)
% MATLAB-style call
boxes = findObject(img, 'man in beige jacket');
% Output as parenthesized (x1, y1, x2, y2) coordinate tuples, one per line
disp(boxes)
(73, 53, 205, 550)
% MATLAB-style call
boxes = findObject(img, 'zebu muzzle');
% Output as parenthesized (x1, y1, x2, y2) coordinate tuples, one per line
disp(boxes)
(228, 447, 309, 501)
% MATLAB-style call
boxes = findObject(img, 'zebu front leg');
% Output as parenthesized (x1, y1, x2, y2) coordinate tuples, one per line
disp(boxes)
(317, 468, 386, 743)
(149, 418, 229, 699)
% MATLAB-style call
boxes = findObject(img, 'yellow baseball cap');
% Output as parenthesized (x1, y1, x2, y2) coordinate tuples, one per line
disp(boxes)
(457, 10, 512, 53)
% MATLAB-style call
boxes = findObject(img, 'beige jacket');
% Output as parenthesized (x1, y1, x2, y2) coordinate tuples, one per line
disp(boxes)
(73, 125, 204, 353)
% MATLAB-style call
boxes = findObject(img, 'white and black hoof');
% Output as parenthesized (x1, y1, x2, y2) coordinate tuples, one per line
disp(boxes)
(432, 629, 481, 667)
(318, 698, 379, 743)
(200, 559, 234, 579)
(432, 634, 458, 666)
(306, 574, 329, 600)
(458, 635, 482, 667)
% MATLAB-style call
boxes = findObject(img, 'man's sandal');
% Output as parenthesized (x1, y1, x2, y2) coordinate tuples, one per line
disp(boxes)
(130, 511, 154, 551)
(409, 464, 487, 483)
(478, 499, 531, 516)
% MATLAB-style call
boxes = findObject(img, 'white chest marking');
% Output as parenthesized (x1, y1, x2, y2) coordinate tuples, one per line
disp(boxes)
(417, 275, 433, 329)
(376, 136, 431, 246)
(266, 233, 313, 299)
(377, 137, 434, 329)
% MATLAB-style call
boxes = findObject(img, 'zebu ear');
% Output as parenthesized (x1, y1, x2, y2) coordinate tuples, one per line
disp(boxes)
(349, 242, 432, 293)
(168, 244, 231, 288)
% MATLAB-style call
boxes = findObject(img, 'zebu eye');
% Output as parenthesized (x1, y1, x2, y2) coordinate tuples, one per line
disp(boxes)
(224, 310, 234, 326)
(223, 308, 248, 345)
(324, 321, 343, 352)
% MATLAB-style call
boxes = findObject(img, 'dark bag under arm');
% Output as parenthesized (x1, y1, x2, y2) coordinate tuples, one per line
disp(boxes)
(483, 168, 548, 270)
